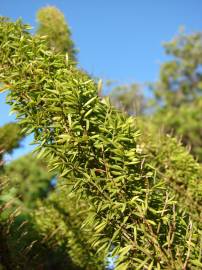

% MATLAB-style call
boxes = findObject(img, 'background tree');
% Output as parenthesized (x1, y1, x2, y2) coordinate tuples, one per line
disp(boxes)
(36, 6, 77, 61)
(0, 123, 24, 166)
(109, 83, 146, 116)
(153, 32, 202, 161)
(4, 154, 55, 208)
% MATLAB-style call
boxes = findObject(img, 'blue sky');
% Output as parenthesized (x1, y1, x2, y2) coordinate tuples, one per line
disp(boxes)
(1, 0, 202, 160)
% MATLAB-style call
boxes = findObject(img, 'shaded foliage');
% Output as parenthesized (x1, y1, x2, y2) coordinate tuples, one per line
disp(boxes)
(4, 154, 55, 207)
(0, 176, 104, 269)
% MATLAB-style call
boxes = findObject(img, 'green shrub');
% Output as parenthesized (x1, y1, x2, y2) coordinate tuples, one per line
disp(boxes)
(0, 18, 201, 269)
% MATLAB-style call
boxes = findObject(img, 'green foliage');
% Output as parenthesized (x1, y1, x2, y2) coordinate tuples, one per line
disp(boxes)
(0, 18, 201, 269)
(36, 6, 77, 61)
(154, 31, 202, 106)
(0, 175, 104, 269)
(137, 118, 202, 224)
(153, 32, 202, 161)
(33, 182, 105, 269)
(0, 123, 24, 164)
(154, 98, 202, 161)
(4, 154, 54, 207)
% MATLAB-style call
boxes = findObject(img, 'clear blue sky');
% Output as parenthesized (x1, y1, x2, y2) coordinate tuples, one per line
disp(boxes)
(1, 0, 202, 160)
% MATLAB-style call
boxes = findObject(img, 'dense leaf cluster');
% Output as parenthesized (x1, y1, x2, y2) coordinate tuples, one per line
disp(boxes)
(0, 18, 201, 269)
(137, 119, 202, 224)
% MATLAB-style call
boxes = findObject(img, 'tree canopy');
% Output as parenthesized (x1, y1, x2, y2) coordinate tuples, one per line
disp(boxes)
(153, 32, 202, 161)
(36, 6, 77, 61)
